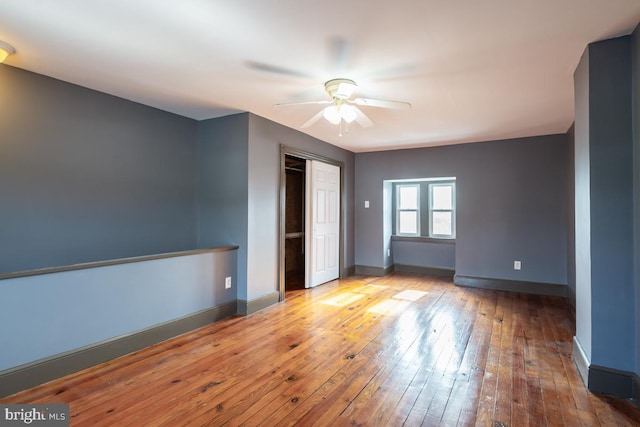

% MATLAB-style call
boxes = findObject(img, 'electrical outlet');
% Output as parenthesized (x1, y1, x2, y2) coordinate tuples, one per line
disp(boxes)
(514, 261, 521, 270)
(225, 276, 232, 289)
(387, 249, 391, 257)
(364, 200, 370, 208)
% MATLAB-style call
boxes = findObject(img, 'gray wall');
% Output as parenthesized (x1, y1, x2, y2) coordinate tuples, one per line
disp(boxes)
(574, 49, 592, 361)
(589, 37, 634, 371)
(1, 250, 237, 371)
(574, 34, 637, 375)
(246, 114, 355, 301)
(632, 24, 640, 378)
(356, 135, 569, 287)
(566, 124, 576, 302)
(196, 114, 249, 299)
(391, 240, 455, 270)
(0, 65, 198, 273)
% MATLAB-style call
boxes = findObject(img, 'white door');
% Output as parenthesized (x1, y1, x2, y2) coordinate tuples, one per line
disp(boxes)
(306, 160, 340, 288)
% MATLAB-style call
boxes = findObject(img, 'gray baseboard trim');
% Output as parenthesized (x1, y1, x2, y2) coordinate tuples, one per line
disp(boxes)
(588, 365, 638, 399)
(354, 265, 393, 277)
(566, 285, 576, 309)
(572, 336, 589, 386)
(573, 337, 640, 401)
(393, 264, 455, 278)
(343, 265, 356, 277)
(237, 291, 280, 315)
(0, 301, 237, 398)
(453, 274, 568, 297)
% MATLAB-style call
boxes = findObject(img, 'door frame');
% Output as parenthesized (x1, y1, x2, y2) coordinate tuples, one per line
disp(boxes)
(278, 145, 345, 301)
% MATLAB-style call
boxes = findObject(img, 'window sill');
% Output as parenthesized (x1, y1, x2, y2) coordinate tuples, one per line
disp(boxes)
(391, 235, 456, 244)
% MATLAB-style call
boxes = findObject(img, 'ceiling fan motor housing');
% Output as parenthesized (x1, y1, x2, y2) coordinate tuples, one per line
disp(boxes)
(325, 78, 357, 100)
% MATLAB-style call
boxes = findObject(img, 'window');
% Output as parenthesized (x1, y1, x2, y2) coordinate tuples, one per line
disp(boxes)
(429, 183, 455, 238)
(392, 179, 456, 239)
(396, 184, 419, 235)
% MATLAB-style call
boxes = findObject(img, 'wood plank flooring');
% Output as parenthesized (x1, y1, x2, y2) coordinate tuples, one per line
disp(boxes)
(3, 273, 640, 426)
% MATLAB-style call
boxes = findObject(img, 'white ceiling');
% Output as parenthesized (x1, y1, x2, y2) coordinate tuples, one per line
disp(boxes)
(1, 1, 640, 152)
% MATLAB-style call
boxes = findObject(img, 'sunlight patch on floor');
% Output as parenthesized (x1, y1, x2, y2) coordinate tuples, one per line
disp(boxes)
(367, 289, 428, 315)
(352, 284, 389, 294)
(433, 311, 459, 373)
(393, 289, 429, 301)
(367, 299, 411, 315)
(321, 292, 364, 307)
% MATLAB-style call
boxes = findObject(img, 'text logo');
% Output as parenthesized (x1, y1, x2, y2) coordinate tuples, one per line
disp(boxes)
(0, 405, 69, 426)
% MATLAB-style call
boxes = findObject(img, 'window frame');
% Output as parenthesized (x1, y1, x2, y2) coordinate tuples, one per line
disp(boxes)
(395, 183, 420, 236)
(428, 182, 456, 239)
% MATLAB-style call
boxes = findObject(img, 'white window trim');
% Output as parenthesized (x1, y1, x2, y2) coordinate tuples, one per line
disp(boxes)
(428, 182, 456, 239)
(396, 184, 420, 236)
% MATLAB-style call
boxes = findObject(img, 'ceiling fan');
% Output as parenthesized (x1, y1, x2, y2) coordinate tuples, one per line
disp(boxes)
(276, 78, 411, 132)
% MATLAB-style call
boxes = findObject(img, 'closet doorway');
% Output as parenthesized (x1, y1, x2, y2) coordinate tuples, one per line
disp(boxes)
(279, 146, 344, 300)
(284, 155, 306, 290)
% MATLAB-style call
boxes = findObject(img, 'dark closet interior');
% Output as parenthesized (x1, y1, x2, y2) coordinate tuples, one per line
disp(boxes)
(285, 155, 306, 290)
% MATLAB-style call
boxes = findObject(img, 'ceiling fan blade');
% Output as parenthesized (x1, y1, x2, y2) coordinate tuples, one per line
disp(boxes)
(326, 36, 352, 74)
(352, 97, 412, 110)
(245, 60, 312, 78)
(275, 100, 331, 107)
(301, 110, 325, 128)
(353, 106, 374, 128)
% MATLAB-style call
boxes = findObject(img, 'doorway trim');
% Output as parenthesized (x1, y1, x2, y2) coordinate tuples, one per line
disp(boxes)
(279, 145, 345, 301)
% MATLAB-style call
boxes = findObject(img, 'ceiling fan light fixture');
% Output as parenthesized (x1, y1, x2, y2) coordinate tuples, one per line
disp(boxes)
(323, 105, 342, 125)
(0, 40, 15, 63)
(340, 104, 357, 124)
(287, 77, 408, 130)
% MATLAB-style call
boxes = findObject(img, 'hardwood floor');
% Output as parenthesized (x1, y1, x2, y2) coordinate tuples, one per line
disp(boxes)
(3, 273, 640, 426)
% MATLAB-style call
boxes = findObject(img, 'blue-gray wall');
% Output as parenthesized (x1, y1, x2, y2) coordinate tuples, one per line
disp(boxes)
(196, 114, 249, 299)
(0, 65, 198, 273)
(632, 24, 640, 379)
(588, 37, 634, 372)
(574, 34, 637, 377)
(574, 49, 592, 361)
(391, 240, 455, 270)
(0, 250, 237, 372)
(355, 135, 569, 287)
(566, 124, 576, 302)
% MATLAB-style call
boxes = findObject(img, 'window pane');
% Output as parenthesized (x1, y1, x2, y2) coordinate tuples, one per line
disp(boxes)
(398, 186, 418, 209)
(432, 185, 452, 210)
(398, 211, 418, 234)
(432, 211, 452, 235)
